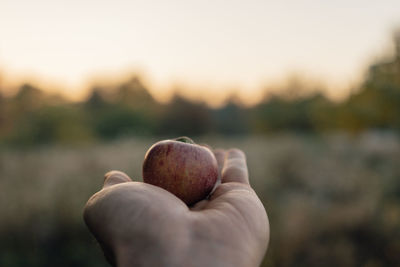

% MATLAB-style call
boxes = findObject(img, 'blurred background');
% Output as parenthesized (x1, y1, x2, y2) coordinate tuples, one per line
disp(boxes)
(1, 1, 400, 266)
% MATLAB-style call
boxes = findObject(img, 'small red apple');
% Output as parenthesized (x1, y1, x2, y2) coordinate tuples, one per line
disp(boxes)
(142, 137, 218, 205)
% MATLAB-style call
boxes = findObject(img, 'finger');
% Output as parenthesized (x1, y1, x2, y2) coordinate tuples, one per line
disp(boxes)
(213, 149, 226, 176)
(221, 148, 249, 185)
(103, 170, 132, 188)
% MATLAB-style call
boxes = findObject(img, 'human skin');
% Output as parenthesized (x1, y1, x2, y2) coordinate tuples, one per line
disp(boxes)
(83, 148, 270, 267)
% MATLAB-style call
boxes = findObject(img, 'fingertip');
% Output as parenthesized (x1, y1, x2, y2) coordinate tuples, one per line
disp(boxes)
(226, 148, 246, 159)
(213, 149, 226, 176)
(213, 149, 226, 163)
(221, 148, 249, 185)
(103, 170, 132, 188)
(213, 148, 226, 154)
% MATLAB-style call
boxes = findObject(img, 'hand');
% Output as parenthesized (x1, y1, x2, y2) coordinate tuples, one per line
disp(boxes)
(83, 148, 269, 267)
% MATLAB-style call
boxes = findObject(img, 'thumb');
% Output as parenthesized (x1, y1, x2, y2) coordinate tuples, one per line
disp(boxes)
(103, 171, 132, 188)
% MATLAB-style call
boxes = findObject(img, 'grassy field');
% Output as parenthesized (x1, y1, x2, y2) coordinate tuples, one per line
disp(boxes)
(1, 133, 399, 267)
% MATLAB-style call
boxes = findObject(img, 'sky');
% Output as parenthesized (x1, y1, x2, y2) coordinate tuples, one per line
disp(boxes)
(1, 0, 400, 105)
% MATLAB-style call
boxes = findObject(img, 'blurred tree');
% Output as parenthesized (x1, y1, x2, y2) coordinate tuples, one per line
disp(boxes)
(157, 95, 213, 136)
(83, 77, 159, 140)
(212, 100, 249, 135)
(0, 91, 4, 139)
(251, 95, 317, 133)
(84, 87, 108, 110)
(113, 76, 160, 133)
(92, 106, 151, 139)
(9, 105, 93, 146)
(114, 76, 156, 110)
(12, 84, 46, 113)
(2, 29, 400, 147)
(3, 84, 47, 145)
(341, 30, 400, 132)
(307, 93, 336, 131)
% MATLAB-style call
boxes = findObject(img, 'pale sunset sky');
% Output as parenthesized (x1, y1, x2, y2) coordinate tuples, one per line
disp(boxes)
(1, 0, 400, 105)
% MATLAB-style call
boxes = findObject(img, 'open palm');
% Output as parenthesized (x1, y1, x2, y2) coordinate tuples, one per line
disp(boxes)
(84, 149, 269, 267)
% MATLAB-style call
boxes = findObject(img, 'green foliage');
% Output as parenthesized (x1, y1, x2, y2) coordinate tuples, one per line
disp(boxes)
(91, 105, 153, 139)
(1, 36, 400, 146)
(213, 102, 249, 135)
(156, 96, 213, 136)
(6, 105, 93, 146)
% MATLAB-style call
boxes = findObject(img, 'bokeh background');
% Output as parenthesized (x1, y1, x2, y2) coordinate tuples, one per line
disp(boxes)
(1, 1, 400, 266)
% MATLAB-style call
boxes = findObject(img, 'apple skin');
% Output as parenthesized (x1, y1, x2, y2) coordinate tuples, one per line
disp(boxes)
(142, 138, 218, 206)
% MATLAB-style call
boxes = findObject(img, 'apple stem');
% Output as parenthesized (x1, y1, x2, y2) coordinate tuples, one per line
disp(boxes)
(174, 136, 195, 144)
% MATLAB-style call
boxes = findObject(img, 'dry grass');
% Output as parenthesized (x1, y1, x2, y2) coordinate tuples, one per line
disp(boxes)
(1, 133, 400, 266)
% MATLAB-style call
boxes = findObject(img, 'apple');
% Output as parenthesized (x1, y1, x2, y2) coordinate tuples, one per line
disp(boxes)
(142, 137, 218, 205)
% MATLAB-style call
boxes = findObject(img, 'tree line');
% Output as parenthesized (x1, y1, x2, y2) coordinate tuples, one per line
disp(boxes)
(0, 41, 399, 146)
